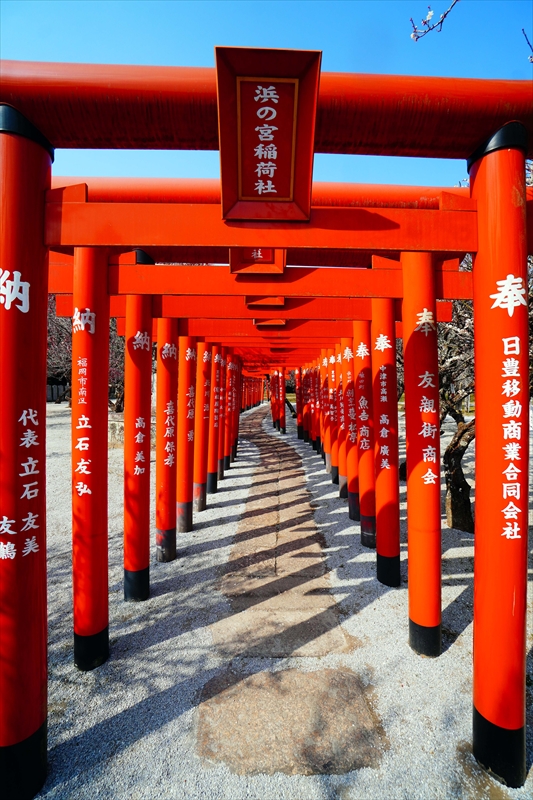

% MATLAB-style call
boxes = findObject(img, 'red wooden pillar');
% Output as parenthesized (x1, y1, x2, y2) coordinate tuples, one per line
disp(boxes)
(155, 318, 178, 560)
(314, 360, 321, 453)
(295, 367, 304, 439)
(279, 368, 286, 434)
(336, 343, 348, 497)
(232, 355, 240, 456)
(303, 366, 311, 443)
(241, 376, 247, 411)
(320, 350, 328, 464)
(342, 337, 359, 520)
(124, 295, 152, 601)
(193, 342, 211, 511)
(353, 321, 376, 546)
(217, 347, 227, 480)
(469, 124, 528, 788)
(371, 298, 401, 587)
(207, 344, 221, 493)
(224, 350, 235, 468)
(231, 356, 241, 460)
(328, 348, 339, 484)
(402, 251, 441, 656)
(309, 364, 317, 449)
(0, 107, 51, 798)
(71, 247, 110, 670)
(177, 336, 196, 531)
(271, 370, 279, 429)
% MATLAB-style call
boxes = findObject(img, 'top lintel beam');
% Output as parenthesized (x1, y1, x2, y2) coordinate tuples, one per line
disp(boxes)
(2, 60, 532, 158)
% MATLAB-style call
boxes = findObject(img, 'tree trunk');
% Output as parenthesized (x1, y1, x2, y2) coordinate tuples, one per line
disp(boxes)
(443, 418, 475, 532)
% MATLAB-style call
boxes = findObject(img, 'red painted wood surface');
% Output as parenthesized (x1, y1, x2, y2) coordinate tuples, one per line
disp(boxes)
(71, 248, 110, 639)
(3, 60, 531, 158)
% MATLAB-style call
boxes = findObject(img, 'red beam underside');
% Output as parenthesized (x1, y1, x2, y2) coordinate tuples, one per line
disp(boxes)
(45, 202, 477, 253)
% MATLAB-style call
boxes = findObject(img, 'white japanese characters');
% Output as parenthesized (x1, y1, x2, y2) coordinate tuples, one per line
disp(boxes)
(72, 307, 96, 334)
(0, 269, 30, 313)
(374, 334, 393, 352)
(354, 341, 372, 454)
(490, 275, 527, 317)
(161, 342, 177, 360)
(343, 347, 356, 445)
(413, 309, 440, 489)
(414, 308, 436, 336)
(499, 336, 524, 539)
(163, 401, 176, 467)
(375, 350, 392, 470)
(134, 417, 148, 475)
(2, 408, 41, 560)
(252, 84, 281, 197)
(132, 330, 150, 351)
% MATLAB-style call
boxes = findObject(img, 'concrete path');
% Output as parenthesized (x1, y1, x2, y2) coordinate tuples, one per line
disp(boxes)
(196, 406, 388, 775)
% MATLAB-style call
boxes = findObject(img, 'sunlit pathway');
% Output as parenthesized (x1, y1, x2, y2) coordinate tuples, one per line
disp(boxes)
(39, 403, 532, 800)
(197, 405, 384, 775)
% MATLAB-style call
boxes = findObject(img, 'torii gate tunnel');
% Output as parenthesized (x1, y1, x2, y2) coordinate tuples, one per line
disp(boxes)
(0, 49, 532, 797)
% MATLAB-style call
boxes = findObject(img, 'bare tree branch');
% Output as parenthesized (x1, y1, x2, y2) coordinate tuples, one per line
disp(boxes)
(522, 29, 533, 62)
(410, 0, 460, 41)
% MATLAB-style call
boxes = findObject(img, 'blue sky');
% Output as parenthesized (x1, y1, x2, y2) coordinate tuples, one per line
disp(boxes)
(2, 0, 532, 185)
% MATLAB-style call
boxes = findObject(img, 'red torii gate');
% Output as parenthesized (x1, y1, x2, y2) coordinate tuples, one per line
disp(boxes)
(0, 56, 532, 797)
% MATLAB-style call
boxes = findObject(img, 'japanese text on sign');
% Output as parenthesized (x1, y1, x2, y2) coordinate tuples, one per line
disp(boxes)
(237, 78, 298, 201)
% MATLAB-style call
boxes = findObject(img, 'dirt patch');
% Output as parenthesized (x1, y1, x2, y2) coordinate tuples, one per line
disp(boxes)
(197, 666, 388, 775)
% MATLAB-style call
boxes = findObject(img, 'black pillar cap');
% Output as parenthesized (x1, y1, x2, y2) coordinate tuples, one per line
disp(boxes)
(376, 553, 401, 587)
(473, 705, 526, 788)
(74, 627, 109, 671)
(409, 618, 441, 657)
(467, 121, 528, 173)
(0, 104, 54, 161)
(124, 567, 150, 601)
(0, 720, 47, 800)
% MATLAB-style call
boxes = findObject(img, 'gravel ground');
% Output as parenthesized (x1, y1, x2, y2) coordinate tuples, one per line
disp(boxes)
(38, 403, 532, 799)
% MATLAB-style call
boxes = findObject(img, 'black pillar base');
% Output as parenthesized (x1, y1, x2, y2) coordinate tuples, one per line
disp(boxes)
(338, 474, 348, 498)
(1, 719, 47, 800)
(224, 454, 231, 470)
(377, 553, 401, 587)
(280, 426, 286, 434)
(360, 515, 376, 548)
(297, 425, 304, 439)
(473, 706, 526, 788)
(331, 465, 339, 485)
(207, 471, 218, 494)
(193, 483, 207, 512)
(177, 501, 193, 533)
(74, 626, 109, 671)
(156, 527, 177, 562)
(348, 491, 360, 521)
(124, 567, 149, 601)
(409, 618, 441, 657)
(303, 429, 309, 443)
(218, 459, 225, 480)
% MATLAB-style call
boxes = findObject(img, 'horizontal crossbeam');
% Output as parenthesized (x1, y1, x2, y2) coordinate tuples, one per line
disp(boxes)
(54, 294, 453, 322)
(45, 201, 477, 253)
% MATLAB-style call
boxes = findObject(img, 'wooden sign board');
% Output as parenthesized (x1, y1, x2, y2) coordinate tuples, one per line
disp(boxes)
(230, 247, 286, 274)
(216, 46, 321, 221)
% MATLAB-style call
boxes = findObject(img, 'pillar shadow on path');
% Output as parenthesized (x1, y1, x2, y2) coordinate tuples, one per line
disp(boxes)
(41, 405, 531, 794)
